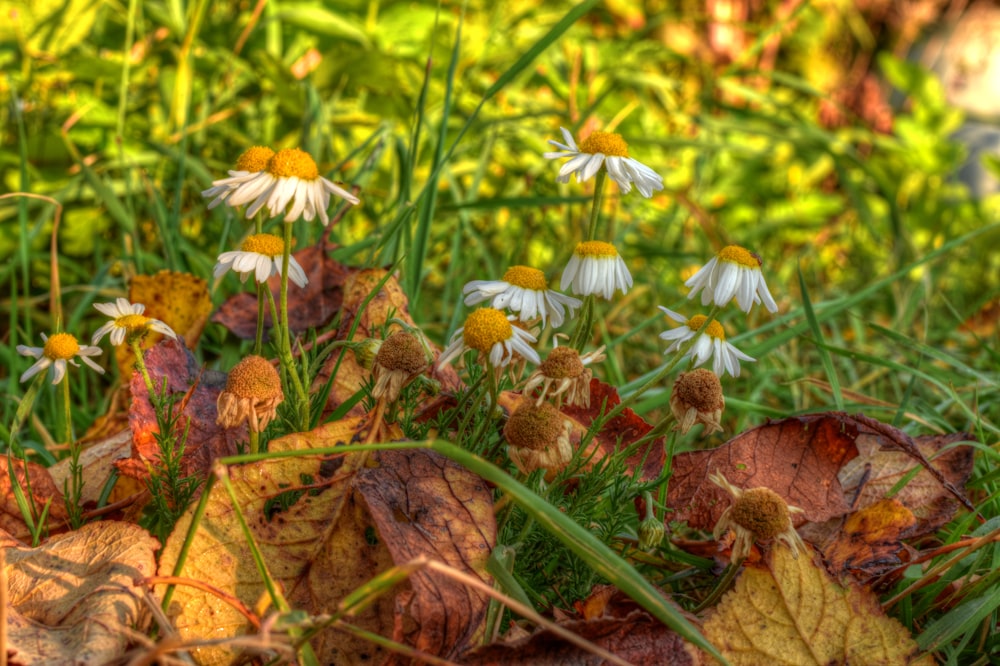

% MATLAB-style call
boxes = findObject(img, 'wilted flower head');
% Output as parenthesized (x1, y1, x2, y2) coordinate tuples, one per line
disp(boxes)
(504, 401, 573, 480)
(658, 308, 754, 378)
(560, 241, 633, 300)
(670, 369, 724, 435)
(710, 471, 806, 561)
(92, 299, 177, 347)
(17, 332, 104, 385)
(685, 245, 778, 314)
(463, 265, 581, 328)
(543, 127, 664, 198)
(206, 147, 360, 225)
(523, 344, 605, 408)
(438, 308, 540, 369)
(217, 355, 284, 433)
(371, 331, 429, 403)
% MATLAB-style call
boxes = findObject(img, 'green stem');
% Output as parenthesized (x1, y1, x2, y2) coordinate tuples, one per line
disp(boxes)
(248, 429, 259, 456)
(254, 282, 265, 356)
(59, 371, 72, 445)
(130, 340, 157, 399)
(279, 222, 309, 431)
(587, 170, 608, 241)
(569, 295, 596, 351)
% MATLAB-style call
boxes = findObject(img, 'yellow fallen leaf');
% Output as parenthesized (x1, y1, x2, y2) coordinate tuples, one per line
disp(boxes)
(3, 521, 158, 664)
(703, 543, 932, 665)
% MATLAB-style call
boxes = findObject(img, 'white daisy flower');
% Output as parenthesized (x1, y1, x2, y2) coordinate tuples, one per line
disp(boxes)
(17, 332, 104, 385)
(91, 298, 178, 347)
(560, 241, 633, 300)
(685, 245, 778, 314)
(214, 233, 308, 288)
(463, 266, 581, 328)
(659, 307, 755, 378)
(543, 127, 664, 198)
(216, 147, 360, 225)
(437, 308, 540, 369)
(202, 146, 275, 210)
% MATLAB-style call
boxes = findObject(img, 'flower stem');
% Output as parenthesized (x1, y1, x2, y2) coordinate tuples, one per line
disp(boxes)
(254, 282, 266, 356)
(569, 171, 608, 351)
(587, 171, 608, 241)
(280, 222, 310, 431)
(131, 340, 157, 399)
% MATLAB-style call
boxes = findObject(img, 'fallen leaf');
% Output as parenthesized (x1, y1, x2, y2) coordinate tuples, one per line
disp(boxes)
(0, 455, 68, 537)
(116, 270, 212, 378)
(4, 521, 159, 665)
(119, 338, 242, 483)
(48, 429, 132, 508)
(158, 417, 495, 665)
(212, 243, 354, 339)
(702, 542, 933, 665)
(824, 499, 918, 579)
(667, 414, 864, 530)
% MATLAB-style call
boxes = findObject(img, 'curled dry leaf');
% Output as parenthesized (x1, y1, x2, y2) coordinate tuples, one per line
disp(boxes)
(667, 414, 864, 531)
(0, 455, 68, 537)
(4, 521, 159, 665)
(120, 338, 242, 483)
(464, 586, 702, 665)
(212, 243, 353, 339)
(158, 416, 495, 665)
(824, 499, 919, 579)
(703, 542, 933, 666)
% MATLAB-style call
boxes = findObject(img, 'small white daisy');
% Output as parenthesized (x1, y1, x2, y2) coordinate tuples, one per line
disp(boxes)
(463, 266, 581, 328)
(685, 245, 778, 314)
(92, 298, 178, 347)
(543, 127, 664, 198)
(658, 307, 755, 378)
(438, 308, 540, 369)
(214, 233, 308, 288)
(202, 146, 275, 210)
(219, 147, 360, 225)
(560, 241, 633, 300)
(17, 332, 104, 385)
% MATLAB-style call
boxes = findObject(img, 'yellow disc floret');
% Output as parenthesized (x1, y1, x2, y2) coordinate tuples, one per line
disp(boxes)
(43, 332, 80, 360)
(718, 245, 762, 268)
(225, 355, 283, 400)
(267, 148, 320, 180)
(539, 346, 585, 379)
(116, 314, 152, 334)
(502, 266, 548, 291)
(686, 315, 726, 340)
(235, 146, 275, 173)
(578, 130, 629, 157)
(462, 308, 512, 353)
(574, 240, 618, 259)
(729, 487, 793, 540)
(241, 233, 286, 257)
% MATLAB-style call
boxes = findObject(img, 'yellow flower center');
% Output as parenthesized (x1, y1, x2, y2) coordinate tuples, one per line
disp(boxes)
(267, 148, 320, 180)
(462, 308, 512, 353)
(235, 146, 275, 172)
(43, 332, 80, 360)
(241, 233, 286, 257)
(577, 130, 629, 157)
(502, 266, 548, 291)
(717, 245, 762, 269)
(116, 313, 152, 333)
(686, 315, 726, 340)
(574, 240, 618, 259)
(226, 355, 283, 400)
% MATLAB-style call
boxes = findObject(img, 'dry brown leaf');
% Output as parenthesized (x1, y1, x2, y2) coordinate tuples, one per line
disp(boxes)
(667, 414, 865, 531)
(824, 499, 918, 579)
(702, 543, 932, 665)
(48, 428, 132, 508)
(158, 416, 495, 665)
(0, 455, 68, 537)
(4, 521, 158, 665)
(119, 338, 242, 483)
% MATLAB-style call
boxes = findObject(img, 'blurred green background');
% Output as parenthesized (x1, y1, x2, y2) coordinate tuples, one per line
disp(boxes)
(2, 0, 998, 433)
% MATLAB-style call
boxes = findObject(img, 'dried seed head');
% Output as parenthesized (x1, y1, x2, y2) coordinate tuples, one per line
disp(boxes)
(371, 331, 429, 402)
(217, 355, 284, 433)
(729, 487, 793, 540)
(670, 368, 724, 435)
(504, 401, 573, 479)
(539, 346, 585, 379)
